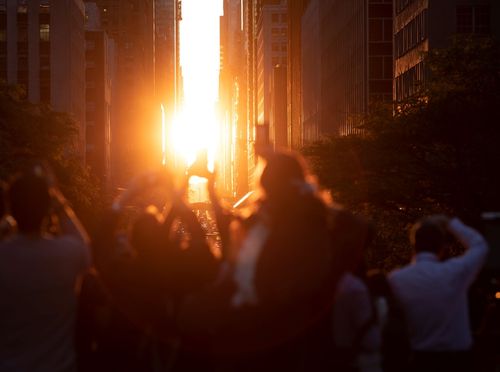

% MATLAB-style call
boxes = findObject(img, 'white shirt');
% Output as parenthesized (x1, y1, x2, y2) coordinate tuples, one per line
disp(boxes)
(0, 234, 90, 372)
(389, 218, 488, 351)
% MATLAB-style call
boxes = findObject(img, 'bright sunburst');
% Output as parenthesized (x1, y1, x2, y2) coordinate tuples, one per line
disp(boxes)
(171, 0, 223, 170)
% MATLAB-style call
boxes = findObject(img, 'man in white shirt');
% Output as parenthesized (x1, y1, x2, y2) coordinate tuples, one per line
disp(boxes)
(0, 169, 90, 372)
(389, 215, 488, 372)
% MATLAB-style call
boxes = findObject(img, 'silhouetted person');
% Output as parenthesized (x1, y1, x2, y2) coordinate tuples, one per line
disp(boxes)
(388, 215, 488, 372)
(179, 151, 343, 371)
(0, 168, 90, 372)
(332, 226, 382, 372)
(90, 172, 217, 371)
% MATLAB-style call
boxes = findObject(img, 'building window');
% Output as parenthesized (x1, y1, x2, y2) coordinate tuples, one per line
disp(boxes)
(272, 13, 279, 23)
(395, 9, 428, 58)
(396, 0, 416, 15)
(272, 43, 279, 52)
(17, 0, 28, 13)
(86, 40, 95, 50)
(40, 24, 50, 42)
(395, 61, 426, 101)
(456, 6, 473, 33)
(40, 55, 50, 69)
(40, 4, 50, 14)
(271, 28, 279, 35)
(457, 5, 490, 34)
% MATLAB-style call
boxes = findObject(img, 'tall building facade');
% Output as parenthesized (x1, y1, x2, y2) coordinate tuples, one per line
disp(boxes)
(89, 0, 156, 184)
(287, 0, 304, 149)
(315, 0, 393, 137)
(270, 64, 287, 148)
(85, 2, 115, 189)
(0, 0, 86, 158)
(301, 0, 320, 144)
(219, 0, 248, 198)
(394, 0, 500, 102)
(242, 0, 259, 189)
(155, 0, 175, 110)
(256, 0, 287, 144)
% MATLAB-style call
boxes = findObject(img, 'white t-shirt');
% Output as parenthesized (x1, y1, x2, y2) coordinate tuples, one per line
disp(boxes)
(0, 234, 90, 372)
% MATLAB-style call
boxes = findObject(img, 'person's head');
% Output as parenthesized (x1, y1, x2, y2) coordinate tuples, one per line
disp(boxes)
(259, 151, 311, 202)
(7, 172, 51, 234)
(410, 216, 449, 255)
(130, 206, 163, 256)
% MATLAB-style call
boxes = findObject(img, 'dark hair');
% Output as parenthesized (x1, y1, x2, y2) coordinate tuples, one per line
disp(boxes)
(260, 151, 307, 199)
(8, 173, 51, 233)
(130, 207, 163, 254)
(411, 219, 447, 254)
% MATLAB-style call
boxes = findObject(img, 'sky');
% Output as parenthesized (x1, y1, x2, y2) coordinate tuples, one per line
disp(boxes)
(180, 0, 223, 111)
(171, 0, 224, 167)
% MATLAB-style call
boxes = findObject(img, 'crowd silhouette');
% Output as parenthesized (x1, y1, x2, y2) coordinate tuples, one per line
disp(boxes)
(0, 151, 492, 372)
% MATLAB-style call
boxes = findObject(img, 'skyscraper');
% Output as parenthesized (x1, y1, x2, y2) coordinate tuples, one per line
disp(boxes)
(219, 0, 248, 198)
(85, 2, 116, 189)
(394, 0, 500, 102)
(1, 0, 86, 158)
(301, 0, 393, 139)
(89, 0, 156, 184)
(256, 0, 287, 140)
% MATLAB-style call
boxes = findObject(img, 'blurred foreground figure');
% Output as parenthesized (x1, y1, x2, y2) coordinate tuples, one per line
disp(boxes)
(389, 216, 489, 372)
(0, 167, 90, 371)
(180, 151, 372, 371)
(87, 172, 217, 371)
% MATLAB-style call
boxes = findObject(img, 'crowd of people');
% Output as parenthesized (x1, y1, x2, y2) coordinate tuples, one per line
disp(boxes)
(0, 151, 490, 372)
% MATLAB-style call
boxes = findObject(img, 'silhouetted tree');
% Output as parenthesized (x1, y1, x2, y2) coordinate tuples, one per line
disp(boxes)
(304, 36, 500, 270)
(0, 83, 104, 229)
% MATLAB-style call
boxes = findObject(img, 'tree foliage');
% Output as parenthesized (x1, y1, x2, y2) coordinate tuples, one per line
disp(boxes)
(0, 83, 105, 229)
(303, 36, 500, 270)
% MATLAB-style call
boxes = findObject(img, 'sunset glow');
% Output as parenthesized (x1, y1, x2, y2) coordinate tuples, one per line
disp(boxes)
(171, 0, 223, 171)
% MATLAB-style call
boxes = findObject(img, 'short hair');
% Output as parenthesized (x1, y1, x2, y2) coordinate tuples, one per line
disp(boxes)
(130, 206, 163, 253)
(260, 151, 307, 198)
(410, 219, 447, 254)
(8, 173, 51, 233)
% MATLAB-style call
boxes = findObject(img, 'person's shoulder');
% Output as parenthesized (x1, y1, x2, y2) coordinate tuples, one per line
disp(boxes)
(387, 264, 413, 284)
(338, 272, 369, 295)
(52, 235, 88, 251)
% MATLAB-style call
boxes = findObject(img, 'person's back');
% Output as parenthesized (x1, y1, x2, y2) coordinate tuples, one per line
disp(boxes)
(0, 235, 88, 371)
(0, 170, 90, 372)
(388, 216, 488, 371)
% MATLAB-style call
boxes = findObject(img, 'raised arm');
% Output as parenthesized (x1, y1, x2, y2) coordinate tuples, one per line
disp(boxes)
(207, 174, 233, 260)
(447, 218, 489, 286)
(51, 187, 90, 246)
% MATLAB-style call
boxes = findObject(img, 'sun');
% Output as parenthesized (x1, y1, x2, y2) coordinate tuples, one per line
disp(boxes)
(169, 0, 223, 171)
